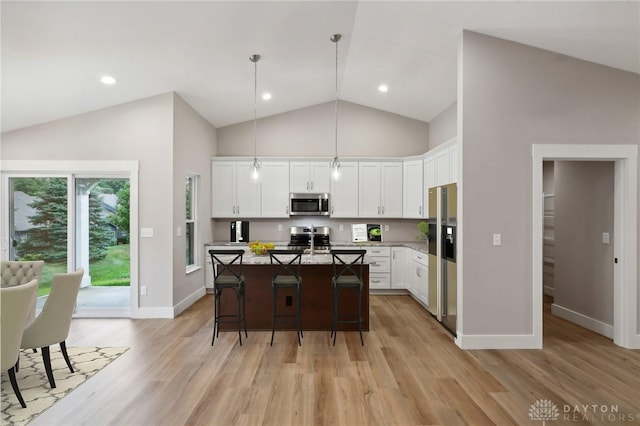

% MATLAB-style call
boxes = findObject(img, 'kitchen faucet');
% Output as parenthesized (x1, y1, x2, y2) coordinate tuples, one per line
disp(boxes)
(310, 224, 314, 255)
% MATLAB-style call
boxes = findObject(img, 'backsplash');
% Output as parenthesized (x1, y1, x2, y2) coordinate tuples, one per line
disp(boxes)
(211, 218, 424, 244)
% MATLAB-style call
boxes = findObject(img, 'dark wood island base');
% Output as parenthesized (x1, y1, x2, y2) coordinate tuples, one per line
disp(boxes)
(213, 263, 369, 331)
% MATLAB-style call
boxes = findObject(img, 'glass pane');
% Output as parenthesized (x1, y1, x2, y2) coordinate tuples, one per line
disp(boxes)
(186, 222, 194, 265)
(75, 178, 130, 310)
(9, 177, 68, 298)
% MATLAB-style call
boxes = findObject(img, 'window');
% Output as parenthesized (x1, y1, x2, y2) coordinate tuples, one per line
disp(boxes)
(185, 175, 198, 269)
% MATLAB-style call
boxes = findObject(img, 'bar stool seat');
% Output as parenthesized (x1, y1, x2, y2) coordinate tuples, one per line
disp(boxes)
(268, 249, 303, 346)
(330, 249, 366, 346)
(209, 249, 247, 346)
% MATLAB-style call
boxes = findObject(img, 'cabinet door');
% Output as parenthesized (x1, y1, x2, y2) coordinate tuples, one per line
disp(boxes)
(290, 162, 311, 193)
(261, 162, 290, 217)
(359, 162, 381, 217)
(416, 263, 429, 305)
(435, 149, 450, 186)
(309, 162, 331, 193)
(391, 247, 407, 289)
(235, 162, 261, 217)
(449, 144, 458, 184)
(380, 162, 403, 217)
(211, 161, 236, 217)
(403, 159, 423, 218)
(330, 161, 358, 217)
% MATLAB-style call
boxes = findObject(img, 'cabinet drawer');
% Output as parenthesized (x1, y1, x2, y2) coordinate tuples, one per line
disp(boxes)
(366, 247, 391, 257)
(411, 250, 428, 266)
(369, 256, 390, 273)
(369, 273, 390, 289)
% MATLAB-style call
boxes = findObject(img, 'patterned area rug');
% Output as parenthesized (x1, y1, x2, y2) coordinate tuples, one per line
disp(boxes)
(1, 346, 129, 426)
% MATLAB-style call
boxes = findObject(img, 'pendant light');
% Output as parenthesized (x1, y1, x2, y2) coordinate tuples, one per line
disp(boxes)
(330, 34, 342, 180)
(250, 54, 261, 183)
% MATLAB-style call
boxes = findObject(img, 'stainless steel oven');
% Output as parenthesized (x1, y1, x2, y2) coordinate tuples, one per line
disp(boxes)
(289, 193, 330, 216)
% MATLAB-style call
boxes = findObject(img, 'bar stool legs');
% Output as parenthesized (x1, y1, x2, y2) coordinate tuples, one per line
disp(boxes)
(271, 284, 302, 346)
(212, 285, 247, 346)
(331, 284, 364, 346)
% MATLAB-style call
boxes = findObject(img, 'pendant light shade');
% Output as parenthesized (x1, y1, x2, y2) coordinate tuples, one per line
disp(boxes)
(330, 34, 341, 180)
(250, 54, 261, 183)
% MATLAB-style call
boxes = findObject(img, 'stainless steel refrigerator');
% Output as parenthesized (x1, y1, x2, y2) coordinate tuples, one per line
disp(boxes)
(427, 183, 457, 336)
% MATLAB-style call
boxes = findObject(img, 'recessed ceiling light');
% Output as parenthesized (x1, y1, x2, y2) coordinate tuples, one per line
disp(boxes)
(100, 75, 116, 85)
(378, 84, 388, 93)
(262, 92, 272, 101)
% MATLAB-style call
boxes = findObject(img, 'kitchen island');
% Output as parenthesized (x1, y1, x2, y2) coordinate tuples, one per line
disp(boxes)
(214, 253, 369, 331)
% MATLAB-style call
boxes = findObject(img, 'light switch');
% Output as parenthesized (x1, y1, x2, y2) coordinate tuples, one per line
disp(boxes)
(176, 227, 182, 237)
(140, 228, 154, 238)
(493, 234, 502, 246)
(602, 232, 610, 244)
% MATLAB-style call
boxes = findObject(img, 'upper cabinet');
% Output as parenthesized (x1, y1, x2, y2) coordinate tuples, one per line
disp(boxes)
(260, 162, 290, 217)
(330, 161, 359, 217)
(211, 160, 261, 218)
(424, 137, 457, 190)
(359, 162, 403, 218)
(290, 162, 331, 193)
(403, 159, 423, 218)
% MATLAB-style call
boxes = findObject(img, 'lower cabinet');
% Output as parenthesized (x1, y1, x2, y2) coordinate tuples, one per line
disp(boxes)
(409, 250, 428, 305)
(366, 246, 391, 290)
(391, 247, 407, 289)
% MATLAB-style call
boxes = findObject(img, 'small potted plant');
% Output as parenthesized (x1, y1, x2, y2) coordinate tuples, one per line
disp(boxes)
(416, 221, 429, 241)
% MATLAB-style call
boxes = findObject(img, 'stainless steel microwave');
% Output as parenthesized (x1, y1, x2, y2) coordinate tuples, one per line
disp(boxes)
(289, 193, 330, 216)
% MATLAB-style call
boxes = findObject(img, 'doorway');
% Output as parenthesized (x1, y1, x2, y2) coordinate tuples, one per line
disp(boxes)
(543, 161, 615, 339)
(532, 144, 638, 349)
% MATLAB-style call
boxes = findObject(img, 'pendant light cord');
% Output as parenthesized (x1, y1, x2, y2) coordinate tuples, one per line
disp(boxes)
(253, 56, 258, 162)
(331, 34, 342, 172)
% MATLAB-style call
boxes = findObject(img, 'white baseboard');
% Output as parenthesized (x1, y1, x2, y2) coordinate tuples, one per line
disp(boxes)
(551, 303, 613, 339)
(456, 333, 542, 349)
(543, 285, 554, 296)
(132, 306, 174, 319)
(174, 287, 207, 317)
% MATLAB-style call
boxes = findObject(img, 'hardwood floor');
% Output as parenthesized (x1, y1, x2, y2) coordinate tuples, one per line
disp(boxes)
(31, 294, 640, 425)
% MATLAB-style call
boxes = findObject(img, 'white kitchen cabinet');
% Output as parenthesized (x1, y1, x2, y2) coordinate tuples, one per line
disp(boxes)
(261, 162, 290, 217)
(435, 148, 450, 187)
(359, 162, 403, 218)
(290, 162, 331, 193)
(391, 247, 407, 290)
(449, 143, 458, 183)
(403, 159, 423, 218)
(330, 161, 359, 217)
(366, 246, 391, 290)
(211, 161, 261, 218)
(424, 155, 436, 190)
(410, 249, 429, 305)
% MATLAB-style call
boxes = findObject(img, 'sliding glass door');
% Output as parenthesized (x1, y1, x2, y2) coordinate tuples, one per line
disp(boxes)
(4, 174, 132, 317)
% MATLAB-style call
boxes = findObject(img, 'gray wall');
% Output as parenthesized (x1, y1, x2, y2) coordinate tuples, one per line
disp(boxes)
(172, 94, 217, 307)
(554, 161, 614, 325)
(460, 31, 640, 337)
(217, 100, 429, 158)
(428, 101, 457, 149)
(1, 92, 217, 314)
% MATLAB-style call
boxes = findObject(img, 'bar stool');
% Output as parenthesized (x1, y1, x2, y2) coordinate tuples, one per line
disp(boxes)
(268, 249, 304, 346)
(208, 249, 247, 346)
(330, 249, 366, 346)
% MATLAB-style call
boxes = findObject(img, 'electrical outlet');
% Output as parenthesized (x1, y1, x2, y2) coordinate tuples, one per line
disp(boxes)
(141, 286, 147, 296)
(602, 232, 610, 244)
(493, 234, 502, 246)
(278, 224, 283, 232)
(384, 224, 389, 232)
(339, 224, 344, 232)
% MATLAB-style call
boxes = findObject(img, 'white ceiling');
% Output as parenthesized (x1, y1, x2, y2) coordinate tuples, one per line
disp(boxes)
(2, 1, 638, 133)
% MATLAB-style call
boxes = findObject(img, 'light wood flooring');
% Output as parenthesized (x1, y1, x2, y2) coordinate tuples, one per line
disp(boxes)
(31, 294, 640, 426)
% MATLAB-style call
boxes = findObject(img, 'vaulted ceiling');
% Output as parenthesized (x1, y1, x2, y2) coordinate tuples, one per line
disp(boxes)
(2, 1, 638, 133)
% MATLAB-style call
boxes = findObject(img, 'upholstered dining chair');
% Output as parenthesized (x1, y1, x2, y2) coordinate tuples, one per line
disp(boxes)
(20, 268, 84, 389)
(1, 260, 44, 325)
(1, 279, 39, 408)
